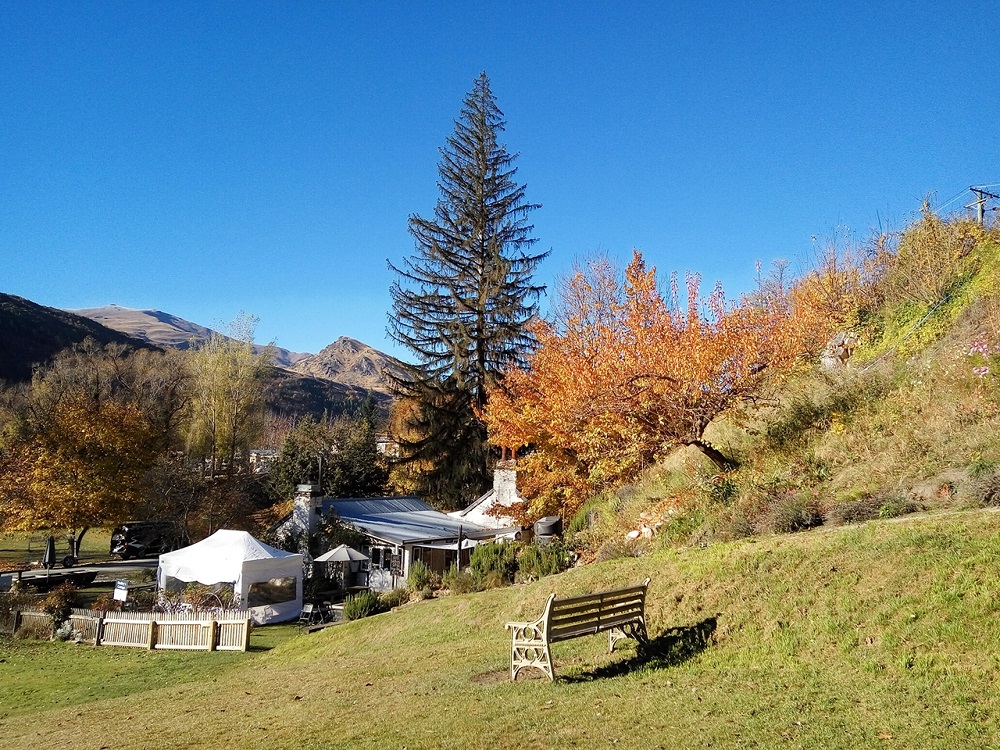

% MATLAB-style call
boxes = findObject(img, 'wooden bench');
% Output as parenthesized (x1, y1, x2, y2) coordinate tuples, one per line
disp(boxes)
(505, 578, 650, 680)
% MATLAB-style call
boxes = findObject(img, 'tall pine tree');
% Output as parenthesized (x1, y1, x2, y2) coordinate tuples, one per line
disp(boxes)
(388, 73, 547, 508)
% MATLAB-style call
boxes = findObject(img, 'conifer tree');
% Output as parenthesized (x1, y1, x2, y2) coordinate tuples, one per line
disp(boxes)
(388, 73, 547, 508)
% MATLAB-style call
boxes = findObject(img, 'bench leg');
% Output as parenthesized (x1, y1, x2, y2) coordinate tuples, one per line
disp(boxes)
(608, 619, 649, 653)
(511, 641, 554, 681)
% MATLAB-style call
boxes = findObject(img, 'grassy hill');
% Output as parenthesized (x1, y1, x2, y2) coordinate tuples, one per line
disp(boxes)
(3, 509, 1000, 749)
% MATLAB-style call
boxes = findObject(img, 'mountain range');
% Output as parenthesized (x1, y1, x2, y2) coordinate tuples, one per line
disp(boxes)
(70, 304, 405, 397)
(0, 294, 405, 418)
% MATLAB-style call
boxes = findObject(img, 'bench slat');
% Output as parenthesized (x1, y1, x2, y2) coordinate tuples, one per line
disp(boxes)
(549, 601, 644, 629)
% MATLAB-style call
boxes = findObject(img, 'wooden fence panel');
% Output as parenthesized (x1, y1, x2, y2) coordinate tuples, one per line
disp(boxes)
(7, 608, 252, 651)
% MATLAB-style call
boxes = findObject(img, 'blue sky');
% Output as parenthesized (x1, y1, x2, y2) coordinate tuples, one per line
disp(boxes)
(2, 2, 997, 359)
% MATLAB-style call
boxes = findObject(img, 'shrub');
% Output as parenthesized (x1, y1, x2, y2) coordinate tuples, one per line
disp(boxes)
(342, 590, 383, 621)
(962, 469, 1000, 507)
(0, 588, 37, 628)
(54, 620, 79, 642)
(825, 496, 884, 526)
(41, 583, 79, 626)
(712, 500, 762, 541)
(407, 559, 433, 591)
(878, 495, 920, 519)
(442, 564, 481, 594)
(379, 587, 410, 610)
(182, 582, 235, 609)
(469, 541, 519, 585)
(129, 588, 157, 611)
(91, 593, 123, 613)
(517, 540, 571, 581)
(758, 492, 824, 534)
(567, 495, 608, 534)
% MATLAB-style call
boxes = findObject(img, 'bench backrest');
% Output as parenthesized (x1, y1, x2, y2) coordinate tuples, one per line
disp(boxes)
(545, 578, 649, 643)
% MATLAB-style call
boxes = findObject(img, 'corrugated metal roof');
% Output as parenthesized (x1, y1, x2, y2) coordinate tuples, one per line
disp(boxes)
(319, 496, 494, 545)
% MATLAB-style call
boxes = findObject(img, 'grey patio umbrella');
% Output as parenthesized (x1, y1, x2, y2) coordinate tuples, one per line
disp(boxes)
(314, 544, 369, 563)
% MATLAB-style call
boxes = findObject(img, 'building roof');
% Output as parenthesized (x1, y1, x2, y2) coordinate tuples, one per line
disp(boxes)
(321, 496, 495, 546)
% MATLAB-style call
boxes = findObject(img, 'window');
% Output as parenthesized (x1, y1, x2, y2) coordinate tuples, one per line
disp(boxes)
(247, 577, 297, 607)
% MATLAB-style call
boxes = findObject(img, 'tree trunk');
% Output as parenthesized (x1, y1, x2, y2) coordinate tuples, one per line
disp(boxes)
(683, 439, 737, 471)
(69, 526, 88, 558)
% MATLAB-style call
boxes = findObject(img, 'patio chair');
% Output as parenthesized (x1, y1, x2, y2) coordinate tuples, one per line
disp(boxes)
(298, 603, 317, 625)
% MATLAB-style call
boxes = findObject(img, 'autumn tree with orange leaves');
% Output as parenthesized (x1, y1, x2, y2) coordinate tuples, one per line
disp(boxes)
(483, 251, 838, 522)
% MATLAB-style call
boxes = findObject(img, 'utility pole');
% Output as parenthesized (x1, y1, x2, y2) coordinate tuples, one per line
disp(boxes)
(968, 186, 1000, 225)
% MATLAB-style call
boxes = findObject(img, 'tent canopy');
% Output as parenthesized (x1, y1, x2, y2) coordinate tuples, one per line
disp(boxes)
(158, 530, 303, 624)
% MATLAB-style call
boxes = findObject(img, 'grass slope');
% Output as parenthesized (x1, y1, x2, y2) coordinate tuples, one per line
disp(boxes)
(3, 510, 1000, 749)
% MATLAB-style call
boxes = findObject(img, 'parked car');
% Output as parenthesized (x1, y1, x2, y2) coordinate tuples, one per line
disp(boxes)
(110, 521, 186, 559)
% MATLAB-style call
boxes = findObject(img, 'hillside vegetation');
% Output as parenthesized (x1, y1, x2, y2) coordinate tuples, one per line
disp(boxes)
(3, 510, 1000, 748)
(566, 211, 1000, 558)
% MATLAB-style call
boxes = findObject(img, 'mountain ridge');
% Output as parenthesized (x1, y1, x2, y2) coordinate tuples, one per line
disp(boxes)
(71, 304, 403, 396)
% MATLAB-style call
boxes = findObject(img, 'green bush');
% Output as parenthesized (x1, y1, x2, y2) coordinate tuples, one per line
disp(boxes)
(517, 540, 571, 580)
(442, 564, 481, 594)
(878, 495, 920, 519)
(342, 590, 383, 621)
(468, 541, 519, 585)
(407, 559, 433, 591)
(379, 588, 410, 610)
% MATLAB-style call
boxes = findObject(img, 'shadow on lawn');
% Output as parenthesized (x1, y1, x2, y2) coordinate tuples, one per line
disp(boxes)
(563, 614, 719, 682)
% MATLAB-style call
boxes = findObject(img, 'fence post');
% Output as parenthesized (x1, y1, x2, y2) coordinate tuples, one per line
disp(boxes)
(208, 619, 218, 652)
(13, 610, 22, 634)
(94, 614, 105, 647)
(242, 618, 252, 652)
(147, 619, 158, 650)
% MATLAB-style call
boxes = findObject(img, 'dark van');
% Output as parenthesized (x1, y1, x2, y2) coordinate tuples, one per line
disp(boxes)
(110, 521, 184, 559)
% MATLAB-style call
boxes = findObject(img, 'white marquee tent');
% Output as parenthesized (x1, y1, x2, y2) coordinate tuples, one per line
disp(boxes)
(157, 529, 303, 624)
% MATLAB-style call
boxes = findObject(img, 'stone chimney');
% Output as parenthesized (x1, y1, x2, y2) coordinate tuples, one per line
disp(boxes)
(493, 459, 519, 509)
(290, 484, 322, 539)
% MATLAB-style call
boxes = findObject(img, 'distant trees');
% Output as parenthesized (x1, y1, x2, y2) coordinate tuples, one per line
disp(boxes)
(483, 251, 836, 522)
(388, 72, 547, 508)
(267, 399, 389, 501)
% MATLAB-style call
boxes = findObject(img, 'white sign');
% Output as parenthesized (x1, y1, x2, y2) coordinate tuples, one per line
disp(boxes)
(113, 579, 129, 602)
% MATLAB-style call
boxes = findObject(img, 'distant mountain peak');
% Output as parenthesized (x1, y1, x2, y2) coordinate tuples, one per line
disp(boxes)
(71, 305, 311, 369)
(291, 337, 404, 395)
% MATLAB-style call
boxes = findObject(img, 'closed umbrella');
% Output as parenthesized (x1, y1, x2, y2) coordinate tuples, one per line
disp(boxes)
(42, 535, 56, 570)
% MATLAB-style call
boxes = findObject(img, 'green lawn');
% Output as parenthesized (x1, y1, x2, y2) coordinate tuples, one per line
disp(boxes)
(3, 511, 1000, 749)
(0, 528, 113, 568)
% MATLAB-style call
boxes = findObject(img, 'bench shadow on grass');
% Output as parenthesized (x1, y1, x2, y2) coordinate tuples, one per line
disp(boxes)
(562, 615, 719, 682)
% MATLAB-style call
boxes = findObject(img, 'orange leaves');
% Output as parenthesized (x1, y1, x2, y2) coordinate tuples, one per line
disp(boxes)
(484, 251, 838, 522)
